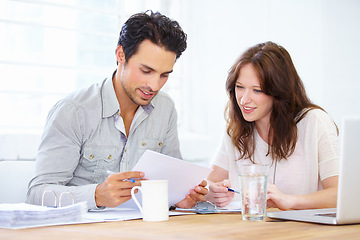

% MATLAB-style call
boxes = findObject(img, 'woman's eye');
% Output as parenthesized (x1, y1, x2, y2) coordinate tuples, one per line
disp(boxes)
(254, 89, 262, 93)
(235, 85, 243, 89)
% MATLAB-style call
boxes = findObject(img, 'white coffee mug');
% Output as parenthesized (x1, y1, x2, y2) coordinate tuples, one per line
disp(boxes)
(131, 180, 169, 221)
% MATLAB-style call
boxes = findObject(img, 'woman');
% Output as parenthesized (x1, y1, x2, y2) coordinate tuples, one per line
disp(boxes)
(206, 41, 339, 210)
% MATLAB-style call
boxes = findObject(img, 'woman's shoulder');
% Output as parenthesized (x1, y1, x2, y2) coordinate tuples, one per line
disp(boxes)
(302, 108, 333, 122)
(298, 108, 337, 131)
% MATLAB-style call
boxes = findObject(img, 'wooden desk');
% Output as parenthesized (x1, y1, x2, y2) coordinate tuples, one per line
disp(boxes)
(1, 212, 360, 240)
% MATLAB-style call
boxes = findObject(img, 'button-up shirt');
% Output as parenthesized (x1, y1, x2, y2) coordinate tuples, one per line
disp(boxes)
(27, 74, 182, 209)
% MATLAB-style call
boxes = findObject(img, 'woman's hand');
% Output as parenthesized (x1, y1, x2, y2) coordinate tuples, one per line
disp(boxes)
(266, 184, 296, 210)
(206, 179, 235, 207)
(267, 176, 338, 210)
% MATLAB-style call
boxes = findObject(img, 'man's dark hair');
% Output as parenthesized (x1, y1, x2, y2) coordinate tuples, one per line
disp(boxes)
(117, 10, 187, 62)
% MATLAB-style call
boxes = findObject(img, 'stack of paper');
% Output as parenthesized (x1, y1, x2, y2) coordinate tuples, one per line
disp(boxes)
(0, 202, 87, 229)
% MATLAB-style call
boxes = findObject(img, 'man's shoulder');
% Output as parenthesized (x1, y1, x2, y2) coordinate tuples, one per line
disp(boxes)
(152, 91, 175, 107)
(146, 91, 177, 119)
(49, 81, 104, 118)
(65, 81, 103, 106)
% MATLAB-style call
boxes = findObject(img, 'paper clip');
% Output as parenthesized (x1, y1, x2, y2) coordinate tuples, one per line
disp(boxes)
(41, 190, 75, 208)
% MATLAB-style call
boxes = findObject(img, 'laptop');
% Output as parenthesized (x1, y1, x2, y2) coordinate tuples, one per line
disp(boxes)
(267, 116, 360, 225)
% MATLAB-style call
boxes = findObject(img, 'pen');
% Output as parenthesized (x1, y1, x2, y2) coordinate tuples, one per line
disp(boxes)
(106, 170, 136, 183)
(227, 188, 240, 194)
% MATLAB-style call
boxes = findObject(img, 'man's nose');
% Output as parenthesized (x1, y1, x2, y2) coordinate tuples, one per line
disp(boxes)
(146, 76, 161, 92)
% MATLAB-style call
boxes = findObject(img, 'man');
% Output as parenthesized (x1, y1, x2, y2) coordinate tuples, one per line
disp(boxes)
(27, 11, 207, 210)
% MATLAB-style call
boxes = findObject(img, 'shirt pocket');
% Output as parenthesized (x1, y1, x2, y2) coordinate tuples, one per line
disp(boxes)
(137, 139, 163, 152)
(81, 146, 120, 183)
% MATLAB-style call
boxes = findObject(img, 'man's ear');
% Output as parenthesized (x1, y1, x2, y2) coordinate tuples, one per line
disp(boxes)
(116, 45, 126, 64)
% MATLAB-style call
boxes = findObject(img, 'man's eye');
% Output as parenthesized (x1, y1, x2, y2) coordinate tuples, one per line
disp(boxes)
(142, 69, 151, 74)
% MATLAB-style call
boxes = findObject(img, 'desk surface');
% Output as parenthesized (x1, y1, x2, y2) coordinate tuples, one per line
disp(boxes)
(1, 212, 360, 240)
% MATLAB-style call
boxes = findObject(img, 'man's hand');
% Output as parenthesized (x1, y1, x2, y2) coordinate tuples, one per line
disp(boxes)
(174, 180, 208, 209)
(95, 171, 145, 208)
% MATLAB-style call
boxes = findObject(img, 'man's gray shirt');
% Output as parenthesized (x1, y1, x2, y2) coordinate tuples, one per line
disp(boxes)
(27, 75, 182, 209)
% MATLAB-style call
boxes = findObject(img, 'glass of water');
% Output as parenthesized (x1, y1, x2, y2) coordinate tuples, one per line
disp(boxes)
(238, 164, 269, 221)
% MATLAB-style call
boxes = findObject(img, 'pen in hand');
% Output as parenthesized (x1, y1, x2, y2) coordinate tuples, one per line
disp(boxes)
(106, 170, 136, 183)
(227, 188, 240, 194)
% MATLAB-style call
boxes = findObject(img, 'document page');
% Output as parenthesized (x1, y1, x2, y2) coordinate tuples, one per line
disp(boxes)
(132, 150, 212, 206)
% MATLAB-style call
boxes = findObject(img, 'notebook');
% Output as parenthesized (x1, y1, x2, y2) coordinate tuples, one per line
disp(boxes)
(267, 116, 360, 225)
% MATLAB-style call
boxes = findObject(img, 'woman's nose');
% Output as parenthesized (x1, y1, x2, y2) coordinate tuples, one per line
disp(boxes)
(240, 91, 251, 105)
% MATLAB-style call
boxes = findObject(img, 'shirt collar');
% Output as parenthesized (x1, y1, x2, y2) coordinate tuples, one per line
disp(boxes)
(101, 73, 119, 118)
(101, 71, 155, 118)
(142, 101, 154, 114)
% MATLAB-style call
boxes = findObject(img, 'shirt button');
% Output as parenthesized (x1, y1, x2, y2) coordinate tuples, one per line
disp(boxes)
(108, 155, 112, 160)
(124, 148, 127, 152)
(158, 142, 163, 147)
(142, 142, 146, 146)
(90, 154, 94, 159)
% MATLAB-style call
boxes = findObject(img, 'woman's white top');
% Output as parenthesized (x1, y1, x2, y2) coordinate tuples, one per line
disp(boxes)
(211, 109, 339, 202)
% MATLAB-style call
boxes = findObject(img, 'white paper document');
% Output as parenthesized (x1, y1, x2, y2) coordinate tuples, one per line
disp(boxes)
(132, 150, 212, 206)
(0, 202, 87, 229)
(85, 207, 194, 222)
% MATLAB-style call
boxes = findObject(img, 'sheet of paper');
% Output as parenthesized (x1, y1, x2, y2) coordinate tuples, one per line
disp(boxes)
(85, 207, 194, 222)
(132, 150, 212, 206)
(85, 207, 141, 222)
(220, 201, 242, 210)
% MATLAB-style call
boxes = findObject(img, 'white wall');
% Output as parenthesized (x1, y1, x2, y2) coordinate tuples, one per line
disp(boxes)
(178, 0, 360, 164)
(1, 0, 359, 165)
